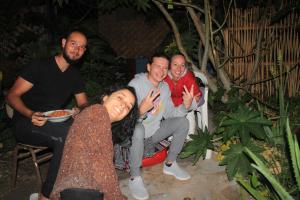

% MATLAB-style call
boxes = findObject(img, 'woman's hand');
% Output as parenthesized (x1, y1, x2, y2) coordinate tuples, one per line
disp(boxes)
(72, 107, 81, 118)
(31, 112, 47, 126)
(182, 85, 194, 110)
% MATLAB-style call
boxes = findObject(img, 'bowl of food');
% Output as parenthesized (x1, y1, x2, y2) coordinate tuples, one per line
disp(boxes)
(43, 109, 73, 123)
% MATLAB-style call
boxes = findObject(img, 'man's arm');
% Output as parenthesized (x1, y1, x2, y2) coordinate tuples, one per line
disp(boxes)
(6, 77, 34, 118)
(74, 92, 89, 109)
(73, 93, 89, 116)
(6, 77, 47, 126)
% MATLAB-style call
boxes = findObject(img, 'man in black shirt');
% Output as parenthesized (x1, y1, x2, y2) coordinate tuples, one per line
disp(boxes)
(6, 30, 89, 200)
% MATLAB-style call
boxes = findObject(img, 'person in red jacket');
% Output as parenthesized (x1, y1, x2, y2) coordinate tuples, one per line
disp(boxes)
(164, 54, 202, 107)
(164, 54, 204, 139)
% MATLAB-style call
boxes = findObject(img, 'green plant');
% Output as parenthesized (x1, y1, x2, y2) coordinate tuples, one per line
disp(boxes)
(180, 127, 214, 165)
(220, 142, 263, 180)
(234, 52, 300, 199)
(286, 119, 300, 190)
(237, 119, 299, 200)
(219, 105, 272, 145)
(235, 173, 268, 200)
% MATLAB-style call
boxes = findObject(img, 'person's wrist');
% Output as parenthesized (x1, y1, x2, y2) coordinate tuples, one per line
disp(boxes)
(28, 111, 35, 119)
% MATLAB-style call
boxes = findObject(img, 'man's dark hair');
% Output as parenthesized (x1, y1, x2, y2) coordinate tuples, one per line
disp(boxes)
(64, 29, 87, 41)
(148, 52, 169, 65)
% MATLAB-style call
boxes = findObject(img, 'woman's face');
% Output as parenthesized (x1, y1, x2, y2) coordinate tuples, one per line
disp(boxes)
(170, 55, 186, 81)
(103, 89, 135, 122)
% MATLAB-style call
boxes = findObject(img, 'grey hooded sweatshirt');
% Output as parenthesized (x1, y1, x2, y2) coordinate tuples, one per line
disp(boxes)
(128, 73, 188, 138)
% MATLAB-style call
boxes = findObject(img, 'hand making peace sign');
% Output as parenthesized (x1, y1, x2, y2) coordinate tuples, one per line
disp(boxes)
(182, 84, 194, 110)
(139, 89, 160, 116)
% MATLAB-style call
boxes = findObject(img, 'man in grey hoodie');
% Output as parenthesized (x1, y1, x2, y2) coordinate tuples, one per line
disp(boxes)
(128, 53, 197, 200)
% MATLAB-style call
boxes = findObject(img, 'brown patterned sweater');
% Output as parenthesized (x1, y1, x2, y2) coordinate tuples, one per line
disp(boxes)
(50, 104, 127, 200)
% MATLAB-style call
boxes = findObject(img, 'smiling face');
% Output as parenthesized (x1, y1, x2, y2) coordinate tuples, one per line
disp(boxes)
(102, 89, 136, 123)
(147, 57, 169, 87)
(170, 55, 186, 81)
(62, 31, 87, 64)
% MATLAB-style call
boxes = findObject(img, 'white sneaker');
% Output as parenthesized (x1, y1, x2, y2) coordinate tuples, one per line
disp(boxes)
(128, 176, 149, 200)
(29, 193, 39, 200)
(163, 161, 191, 180)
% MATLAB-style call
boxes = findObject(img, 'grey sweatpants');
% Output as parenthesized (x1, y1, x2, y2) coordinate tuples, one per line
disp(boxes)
(129, 117, 189, 177)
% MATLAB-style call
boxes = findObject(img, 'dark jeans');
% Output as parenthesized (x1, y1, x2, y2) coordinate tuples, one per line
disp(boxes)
(13, 116, 73, 198)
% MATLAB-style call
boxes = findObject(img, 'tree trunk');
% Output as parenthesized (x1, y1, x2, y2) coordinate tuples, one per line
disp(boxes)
(201, 0, 210, 72)
(180, 0, 231, 92)
(153, 0, 218, 92)
(152, 1, 193, 67)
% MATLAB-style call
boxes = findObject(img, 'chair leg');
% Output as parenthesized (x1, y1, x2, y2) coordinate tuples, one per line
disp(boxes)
(29, 148, 43, 189)
(11, 145, 19, 189)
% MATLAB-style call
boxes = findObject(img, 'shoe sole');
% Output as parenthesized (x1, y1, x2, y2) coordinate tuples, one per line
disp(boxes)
(131, 193, 149, 200)
(163, 169, 191, 181)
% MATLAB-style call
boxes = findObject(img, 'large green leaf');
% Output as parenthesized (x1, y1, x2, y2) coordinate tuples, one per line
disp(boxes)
(235, 173, 268, 200)
(220, 106, 272, 145)
(286, 119, 300, 190)
(245, 148, 295, 200)
(220, 143, 263, 180)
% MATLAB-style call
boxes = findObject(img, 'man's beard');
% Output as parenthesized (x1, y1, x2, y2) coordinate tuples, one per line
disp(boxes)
(62, 49, 82, 65)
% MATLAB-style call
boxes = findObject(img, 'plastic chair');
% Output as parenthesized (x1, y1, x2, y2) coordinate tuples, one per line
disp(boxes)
(189, 70, 211, 159)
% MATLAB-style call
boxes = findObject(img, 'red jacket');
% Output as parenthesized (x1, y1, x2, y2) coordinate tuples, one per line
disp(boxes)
(164, 70, 201, 107)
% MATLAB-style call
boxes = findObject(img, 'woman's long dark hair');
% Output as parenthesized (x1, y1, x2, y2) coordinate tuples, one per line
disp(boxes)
(100, 85, 138, 146)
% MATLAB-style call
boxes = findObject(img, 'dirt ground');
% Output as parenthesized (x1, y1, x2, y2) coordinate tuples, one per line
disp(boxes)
(0, 149, 246, 200)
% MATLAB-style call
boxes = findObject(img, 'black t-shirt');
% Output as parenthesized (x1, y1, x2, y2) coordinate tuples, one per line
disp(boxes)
(18, 57, 85, 114)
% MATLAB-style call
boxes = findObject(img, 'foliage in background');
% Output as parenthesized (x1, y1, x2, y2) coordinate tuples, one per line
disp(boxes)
(181, 49, 300, 198)
(161, 28, 199, 62)
(78, 22, 131, 100)
(235, 119, 300, 200)
(231, 53, 300, 199)
(0, 0, 131, 153)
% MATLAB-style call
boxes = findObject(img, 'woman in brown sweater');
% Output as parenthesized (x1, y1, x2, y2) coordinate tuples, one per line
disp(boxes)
(50, 86, 138, 200)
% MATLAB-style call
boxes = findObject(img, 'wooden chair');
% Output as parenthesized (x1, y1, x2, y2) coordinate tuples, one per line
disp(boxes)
(11, 143, 53, 189)
(5, 104, 53, 189)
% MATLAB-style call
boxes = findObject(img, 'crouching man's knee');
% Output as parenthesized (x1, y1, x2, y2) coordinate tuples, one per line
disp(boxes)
(178, 117, 189, 132)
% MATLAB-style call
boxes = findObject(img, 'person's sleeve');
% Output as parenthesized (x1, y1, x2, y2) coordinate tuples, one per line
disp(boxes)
(72, 70, 85, 94)
(19, 61, 40, 84)
(187, 71, 201, 98)
(129, 78, 148, 121)
(163, 86, 187, 119)
(188, 72, 205, 109)
(90, 113, 127, 199)
(128, 78, 143, 105)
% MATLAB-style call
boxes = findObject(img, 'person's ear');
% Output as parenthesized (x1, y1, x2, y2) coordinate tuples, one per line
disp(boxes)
(62, 38, 67, 48)
(102, 95, 108, 102)
(147, 63, 151, 72)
